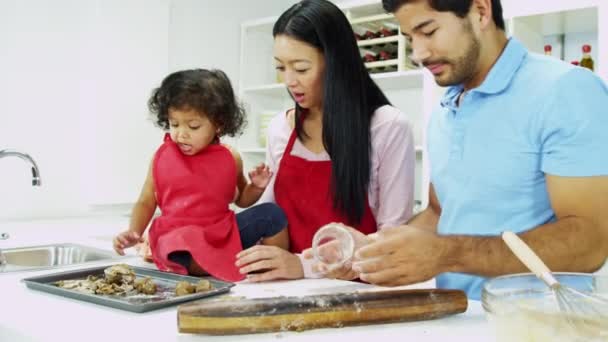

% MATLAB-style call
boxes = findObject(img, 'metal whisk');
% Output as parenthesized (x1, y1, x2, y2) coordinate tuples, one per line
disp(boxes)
(502, 231, 608, 339)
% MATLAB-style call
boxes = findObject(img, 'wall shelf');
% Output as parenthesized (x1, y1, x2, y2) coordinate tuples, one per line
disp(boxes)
(357, 35, 399, 47)
(350, 13, 394, 25)
(240, 148, 266, 154)
(364, 59, 398, 69)
(371, 69, 424, 90)
(242, 83, 287, 97)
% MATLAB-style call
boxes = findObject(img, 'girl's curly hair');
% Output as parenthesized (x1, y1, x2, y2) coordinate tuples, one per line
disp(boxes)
(148, 69, 246, 137)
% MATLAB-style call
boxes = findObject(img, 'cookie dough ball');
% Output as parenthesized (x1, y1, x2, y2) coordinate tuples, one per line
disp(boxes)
(134, 277, 157, 295)
(175, 281, 195, 296)
(195, 279, 212, 293)
(104, 264, 136, 285)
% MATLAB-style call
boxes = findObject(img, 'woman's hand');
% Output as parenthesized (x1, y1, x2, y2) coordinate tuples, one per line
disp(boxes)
(235, 245, 304, 282)
(112, 230, 144, 255)
(248, 163, 273, 189)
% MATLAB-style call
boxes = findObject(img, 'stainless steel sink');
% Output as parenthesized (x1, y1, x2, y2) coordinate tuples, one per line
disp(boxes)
(0, 243, 118, 273)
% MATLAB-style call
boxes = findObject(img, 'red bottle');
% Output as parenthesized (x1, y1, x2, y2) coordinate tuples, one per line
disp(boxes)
(544, 45, 552, 56)
(378, 27, 396, 37)
(580, 44, 594, 71)
(362, 53, 377, 63)
(364, 30, 379, 40)
(378, 50, 397, 61)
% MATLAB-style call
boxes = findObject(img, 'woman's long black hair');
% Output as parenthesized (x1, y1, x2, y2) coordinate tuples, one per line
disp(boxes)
(273, 0, 391, 225)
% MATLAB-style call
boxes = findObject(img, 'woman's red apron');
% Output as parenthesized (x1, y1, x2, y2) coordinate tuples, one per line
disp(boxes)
(148, 134, 244, 282)
(274, 120, 377, 253)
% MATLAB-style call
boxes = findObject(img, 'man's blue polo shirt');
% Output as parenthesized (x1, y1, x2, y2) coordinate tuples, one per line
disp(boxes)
(428, 38, 608, 299)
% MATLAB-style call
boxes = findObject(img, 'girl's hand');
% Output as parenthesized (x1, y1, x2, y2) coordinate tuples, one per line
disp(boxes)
(235, 245, 304, 282)
(113, 230, 144, 256)
(248, 163, 273, 189)
(134, 236, 154, 262)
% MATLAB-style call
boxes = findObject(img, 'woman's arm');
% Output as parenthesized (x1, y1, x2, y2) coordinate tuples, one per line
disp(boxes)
(373, 107, 416, 228)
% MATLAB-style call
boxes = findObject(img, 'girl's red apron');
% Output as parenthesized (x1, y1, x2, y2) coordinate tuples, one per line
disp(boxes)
(274, 119, 377, 253)
(148, 134, 244, 282)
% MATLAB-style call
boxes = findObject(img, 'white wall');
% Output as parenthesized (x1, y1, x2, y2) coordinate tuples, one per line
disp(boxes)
(0, 0, 301, 219)
(0, 0, 170, 219)
(168, 0, 297, 83)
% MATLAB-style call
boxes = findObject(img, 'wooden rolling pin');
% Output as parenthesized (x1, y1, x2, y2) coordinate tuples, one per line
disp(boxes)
(178, 288, 468, 334)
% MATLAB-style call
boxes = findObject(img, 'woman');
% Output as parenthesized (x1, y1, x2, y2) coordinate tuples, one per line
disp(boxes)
(235, 0, 416, 281)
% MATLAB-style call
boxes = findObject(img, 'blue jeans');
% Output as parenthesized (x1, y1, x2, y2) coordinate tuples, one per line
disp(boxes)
(168, 202, 287, 268)
(235, 202, 287, 248)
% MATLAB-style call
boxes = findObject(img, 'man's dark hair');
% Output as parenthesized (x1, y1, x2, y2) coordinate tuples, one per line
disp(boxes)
(382, 0, 505, 30)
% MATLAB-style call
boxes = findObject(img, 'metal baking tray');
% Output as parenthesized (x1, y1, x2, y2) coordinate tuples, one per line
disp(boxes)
(22, 265, 235, 313)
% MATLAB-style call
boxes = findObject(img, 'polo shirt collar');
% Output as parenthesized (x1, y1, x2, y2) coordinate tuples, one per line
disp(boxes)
(440, 37, 528, 108)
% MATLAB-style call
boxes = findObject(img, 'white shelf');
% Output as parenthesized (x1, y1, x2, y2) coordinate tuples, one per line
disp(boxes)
(509, 5, 601, 75)
(242, 83, 288, 97)
(510, 6, 597, 35)
(350, 13, 394, 25)
(240, 148, 266, 154)
(365, 59, 398, 68)
(371, 69, 425, 90)
(357, 35, 399, 47)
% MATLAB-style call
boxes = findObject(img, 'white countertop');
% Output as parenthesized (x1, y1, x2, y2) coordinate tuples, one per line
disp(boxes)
(0, 216, 493, 342)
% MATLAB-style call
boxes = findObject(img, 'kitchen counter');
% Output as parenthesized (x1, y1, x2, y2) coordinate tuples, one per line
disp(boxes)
(0, 216, 544, 341)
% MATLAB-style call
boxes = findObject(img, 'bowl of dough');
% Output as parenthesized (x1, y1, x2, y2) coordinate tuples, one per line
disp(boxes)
(481, 272, 608, 342)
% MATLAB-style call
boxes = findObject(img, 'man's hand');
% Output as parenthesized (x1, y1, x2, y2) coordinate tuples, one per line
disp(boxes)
(303, 225, 377, 280)
(353, 226, 452, 286)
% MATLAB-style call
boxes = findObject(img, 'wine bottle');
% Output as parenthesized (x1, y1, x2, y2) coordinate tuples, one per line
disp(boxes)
(362, 52, 377, 63)
(378, 50, 397, 61)
(580, 44, 594, 71)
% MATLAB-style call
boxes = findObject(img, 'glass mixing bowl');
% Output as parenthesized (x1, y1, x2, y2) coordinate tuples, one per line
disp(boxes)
(482, 272, 608, 342)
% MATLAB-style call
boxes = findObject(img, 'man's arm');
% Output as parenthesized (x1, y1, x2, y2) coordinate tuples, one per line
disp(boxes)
(445, 174, 608, 277)
(354, 175, 608, 286)
(408, 184, 441, 232)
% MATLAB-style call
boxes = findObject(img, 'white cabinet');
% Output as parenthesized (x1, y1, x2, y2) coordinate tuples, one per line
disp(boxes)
(237, 0, 437, 212)
(504, 0, 606, 80)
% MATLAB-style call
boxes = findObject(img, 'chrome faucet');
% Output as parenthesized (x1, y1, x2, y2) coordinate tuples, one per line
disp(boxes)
(0, 233, 7, 266)
(0, 149, 41, 186)
(0, 149, 40, 266)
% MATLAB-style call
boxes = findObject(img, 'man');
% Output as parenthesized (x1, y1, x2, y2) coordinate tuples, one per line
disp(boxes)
(350, 0, 608, 299)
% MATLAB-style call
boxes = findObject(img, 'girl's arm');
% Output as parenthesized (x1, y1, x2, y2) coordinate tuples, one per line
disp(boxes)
(129, 160, 157, 235)
(114, 159, 157, 255)
(228, 147, 267, 208)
